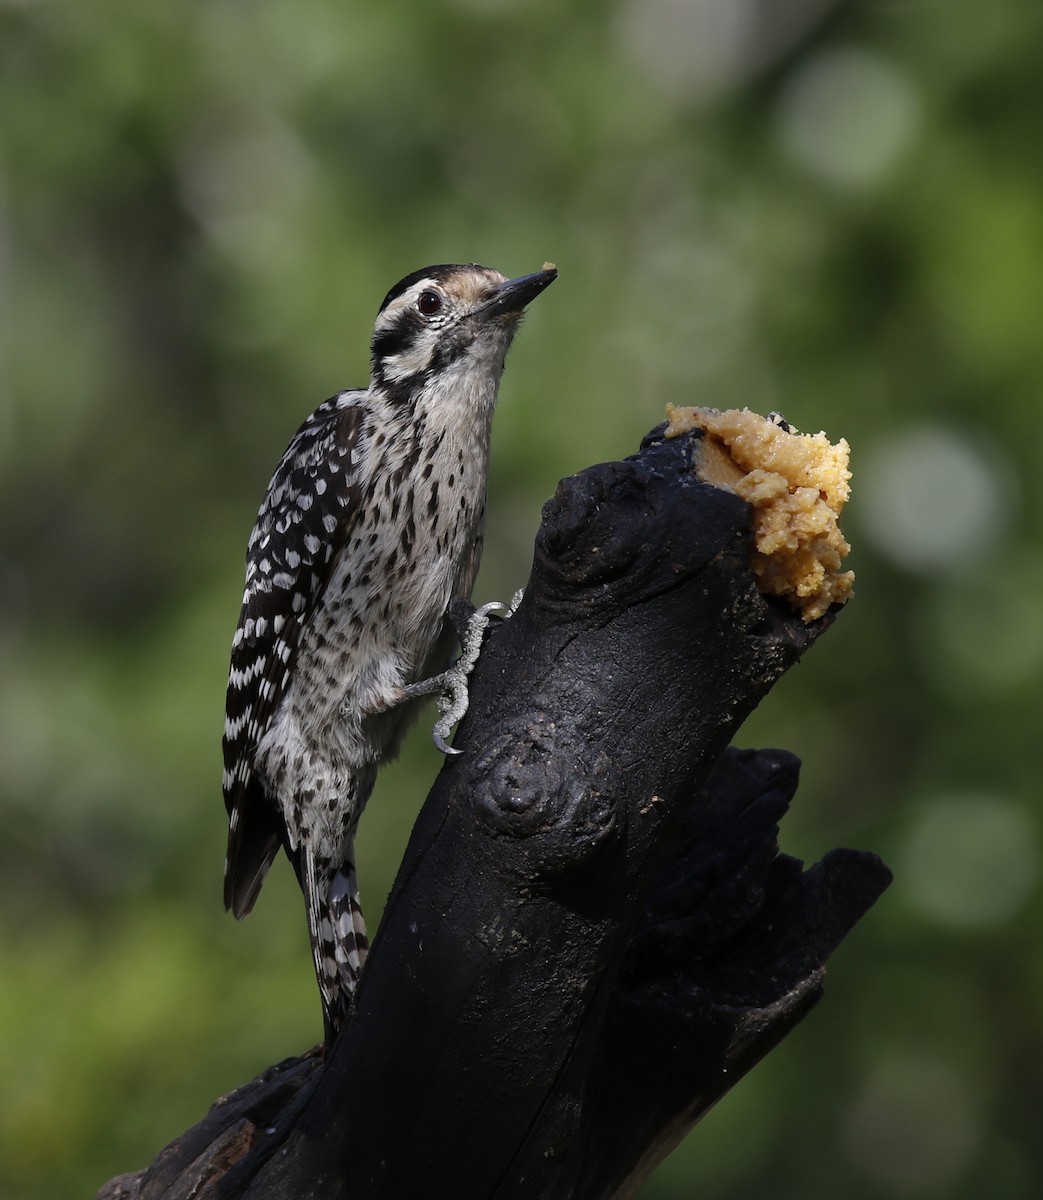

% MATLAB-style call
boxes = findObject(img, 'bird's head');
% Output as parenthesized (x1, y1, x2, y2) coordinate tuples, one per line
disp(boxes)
(369, 263, 557, 400)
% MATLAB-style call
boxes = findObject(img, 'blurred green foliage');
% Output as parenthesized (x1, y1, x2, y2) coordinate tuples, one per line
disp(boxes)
(2, 0, 1042, 1196)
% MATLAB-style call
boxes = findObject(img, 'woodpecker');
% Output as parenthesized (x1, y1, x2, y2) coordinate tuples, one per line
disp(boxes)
(222, 263, 557, 1042)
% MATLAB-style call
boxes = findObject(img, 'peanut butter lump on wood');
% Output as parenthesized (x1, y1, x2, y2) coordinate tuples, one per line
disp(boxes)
(665, 405, 854, 622)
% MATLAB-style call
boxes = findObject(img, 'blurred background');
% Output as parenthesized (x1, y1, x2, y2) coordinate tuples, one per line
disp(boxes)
(2, 0, 1041, 1196)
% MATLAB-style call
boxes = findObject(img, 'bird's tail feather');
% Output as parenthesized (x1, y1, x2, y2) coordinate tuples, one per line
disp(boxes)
(330, 855, 370, 988)
(302, 846, 368, 1045)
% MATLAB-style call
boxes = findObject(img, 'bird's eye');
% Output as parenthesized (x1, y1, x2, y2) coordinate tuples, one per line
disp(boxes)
(417, 290, 444, 317)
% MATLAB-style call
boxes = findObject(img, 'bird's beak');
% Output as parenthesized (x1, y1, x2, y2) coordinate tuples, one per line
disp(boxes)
(480, 266, 558, 318)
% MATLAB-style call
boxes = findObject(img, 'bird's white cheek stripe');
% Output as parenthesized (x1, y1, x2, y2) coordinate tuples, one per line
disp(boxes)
(380, 331, 438, 382)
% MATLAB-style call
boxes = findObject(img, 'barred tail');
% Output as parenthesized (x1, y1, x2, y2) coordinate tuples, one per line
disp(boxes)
(329, 855, 370, 989)
(302, 844, 369, 1045)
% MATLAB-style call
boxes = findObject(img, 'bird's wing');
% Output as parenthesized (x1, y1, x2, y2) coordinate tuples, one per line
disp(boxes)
(222, 393, 366, 917)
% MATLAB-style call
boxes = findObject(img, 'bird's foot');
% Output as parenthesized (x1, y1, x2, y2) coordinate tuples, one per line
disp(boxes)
(399, 592, 524, 755)
(432, 597, 515, 754)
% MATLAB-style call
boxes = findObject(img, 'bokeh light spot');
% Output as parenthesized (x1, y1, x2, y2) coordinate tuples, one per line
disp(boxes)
(859, 425, 1015, 574)
(616, 0, 836, 107)
(776, 47, 920, 189)
(898, 792, 1039, 929)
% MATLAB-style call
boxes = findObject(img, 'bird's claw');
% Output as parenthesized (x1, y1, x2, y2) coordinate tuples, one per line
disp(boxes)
(474, 599, 510, 621)
(434, 727, 463, 756)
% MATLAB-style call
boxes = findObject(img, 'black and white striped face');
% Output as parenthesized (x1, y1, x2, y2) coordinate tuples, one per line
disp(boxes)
(369, 263, 556, 397)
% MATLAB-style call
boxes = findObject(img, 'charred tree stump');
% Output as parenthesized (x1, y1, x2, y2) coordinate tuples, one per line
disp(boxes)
(99, 427, 891, 1200)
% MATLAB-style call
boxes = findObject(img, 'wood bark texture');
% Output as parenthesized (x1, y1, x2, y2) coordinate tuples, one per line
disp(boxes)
(98, 427, 891, 1200)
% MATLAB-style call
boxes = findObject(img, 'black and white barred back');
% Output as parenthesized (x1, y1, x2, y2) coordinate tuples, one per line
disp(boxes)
(222, 263, 557, 1042)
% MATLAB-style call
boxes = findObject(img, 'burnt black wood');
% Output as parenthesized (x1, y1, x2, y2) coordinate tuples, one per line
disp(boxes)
(98, 428, 890, 1200)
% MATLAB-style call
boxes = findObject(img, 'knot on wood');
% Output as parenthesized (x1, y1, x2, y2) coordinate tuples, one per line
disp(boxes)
(537, 461, 653, 588)
(472, 731, 619, 879)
